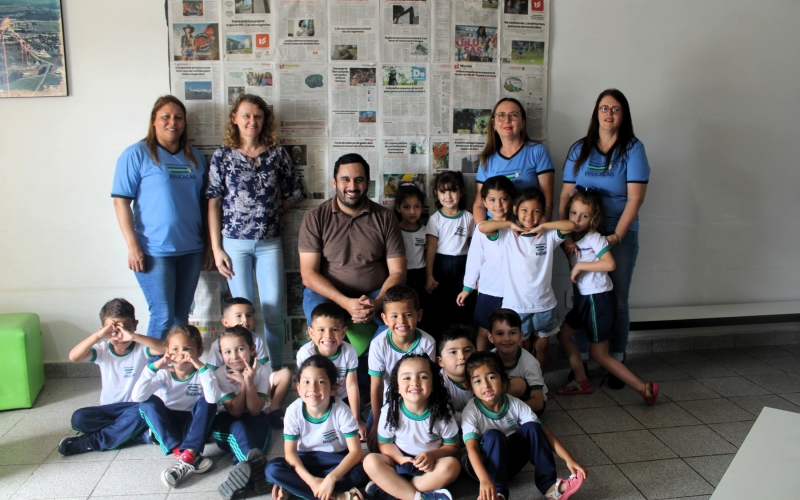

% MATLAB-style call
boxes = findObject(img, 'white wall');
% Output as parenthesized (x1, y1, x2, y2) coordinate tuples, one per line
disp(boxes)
(2, 1, 799, 361)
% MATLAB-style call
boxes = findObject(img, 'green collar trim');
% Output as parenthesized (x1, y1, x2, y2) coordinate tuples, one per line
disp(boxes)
(448, 376, 469, 391)
(475, 395, 509, 420)
(401, 224, 422, 232)
(400, 400, 431, 421)
(315, 344, 342, 361)
(503, 348, 522, 370)
(302, 397, 334, 423)
(438, 209, 464, 220)
(109, 343, 135, 357)
(388, 330, 422, 353)
(171, 369, 197, 382)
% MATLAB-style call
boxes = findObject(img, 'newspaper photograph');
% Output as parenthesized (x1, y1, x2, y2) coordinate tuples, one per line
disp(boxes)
(430, 63, 451, 135)
(500, 0, 547, 63)
(278, 62, 327, 136)
(380, 64, 429, 136)
(454, 25, 498, 62)
(452, 63, 498, 136)
(330, 64, 378, 137)
(452, 137, 482, 196)
(280, 137, 329, 205)
(381, 0, 430, 62)
(380, 137, 428, 206)
(224, 61, 276, 104)
(171, 0, 220, 24)
(431, 0, 452, 63)
(329, 138, 378, 201)
(221, 3, 274, 60)
(172, 62, 225, 144)
(277, 0, 326, 61)
(500, 63, 546, 140)
(381, 172, 427, 206)
(431, 138, 451, 171)
(172, 22, 221, 61)
(329, 0, 379, 62)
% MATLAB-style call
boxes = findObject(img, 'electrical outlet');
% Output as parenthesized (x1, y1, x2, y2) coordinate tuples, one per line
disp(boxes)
(565, 290, 574, 308)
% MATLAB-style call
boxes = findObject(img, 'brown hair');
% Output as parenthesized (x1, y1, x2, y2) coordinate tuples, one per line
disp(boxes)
(223, 94, 277, 149)
(478, 98, 534, 168)
(566, 189, 606, 235)
(165, 324, 204, 355)
(145, 95, 197, 167)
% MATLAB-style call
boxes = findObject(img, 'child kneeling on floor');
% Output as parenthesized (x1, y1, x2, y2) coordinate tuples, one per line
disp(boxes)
(462, 351, 585, 500)
(266, 354, 367, 500)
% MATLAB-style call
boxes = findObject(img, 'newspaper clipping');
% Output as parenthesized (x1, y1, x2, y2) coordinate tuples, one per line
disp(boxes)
(451, 63, 498, 136)
(221, 0, 275, 61)
(277, 0, 326, 61)
(330, 64, 378, 137)
(500, 63, 546, 140)
(279, 62, 328, 136)
(224, 61, 276, 104)
(380, 137, 428, 205)
(280, 137, 328, 205)
(431, 137, 451, 171)
(452, 0, 499, 62)
(173, 62, 225, 144)
(329, 0, 379, 62)
(431, 0, 452, 63)
(380, 64, 429, 136)
(500, 0, 547, 65)
(381, 0, 430, 62)
(430, 63, 451, 135)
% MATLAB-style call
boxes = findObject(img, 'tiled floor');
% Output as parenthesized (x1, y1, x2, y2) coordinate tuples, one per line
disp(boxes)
(3, 344, 800, 500)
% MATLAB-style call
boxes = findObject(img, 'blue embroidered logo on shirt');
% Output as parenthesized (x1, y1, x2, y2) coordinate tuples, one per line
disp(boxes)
(415, 238, 425, 246)
(186, 384, 202, 397)
(322, 430, 339, 444)
(455, 227, 466, 236)
(535, 244, 547, 256)
(123, 367, 135, 378)
(428, 433, 442, 443)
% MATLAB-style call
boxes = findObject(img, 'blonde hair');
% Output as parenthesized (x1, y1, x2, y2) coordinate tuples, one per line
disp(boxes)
(145, 95, 197, 167)
(223, 94, 277, 149)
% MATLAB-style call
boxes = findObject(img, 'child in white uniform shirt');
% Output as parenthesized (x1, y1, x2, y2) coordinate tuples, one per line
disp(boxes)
(214, 325, 273, 499)
(133, 325, 220, 487)
(266, 355, 367, 500)
(437, 325, 477, 424)
(461, 352, 584, 500)
(395, 184, 429, 324)
(59, 299, 164, 455)
(556, 189, 658, 405)
(364, 354, 461, 500)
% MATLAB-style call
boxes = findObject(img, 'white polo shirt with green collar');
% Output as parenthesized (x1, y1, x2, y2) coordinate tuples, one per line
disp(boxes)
(377, 401, 460, 456)
(461, 394, 540, 443)
(283, 397, 359, 453)
(368, 328, 436, 395)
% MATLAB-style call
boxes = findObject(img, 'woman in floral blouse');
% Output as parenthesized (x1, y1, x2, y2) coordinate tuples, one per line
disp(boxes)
(207, 94, 306, 371)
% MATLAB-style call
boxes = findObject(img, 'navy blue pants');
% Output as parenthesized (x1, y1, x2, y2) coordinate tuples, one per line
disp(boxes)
(428, 254, 472, 337)
(479, 422, 557, 496)
(71, 402, 148, 451)
(138, 395, 216, 455)
(266, 451, 368, 498)
(213, 411, 272, 464)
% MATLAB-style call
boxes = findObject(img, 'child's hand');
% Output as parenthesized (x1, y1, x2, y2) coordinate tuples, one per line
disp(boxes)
(226, 369, 245, 386)
(412, 451, 435, 472)
(110, 323, 134, 344)
(456, 291, 470, 306)
(357, 419, 367, 442)
(479, 480, 498, 500)
(509, 222, 528, 235)
(570, 264, 583, 283)
(565, 457, 587, 479)
(241, 356, 257, 386)
(96, 324, 115, 341)
(153, 352, 174, 371)
(425, 276, 438, 294)
(313, 475, 337, 500)
(561, 239, 578, 257)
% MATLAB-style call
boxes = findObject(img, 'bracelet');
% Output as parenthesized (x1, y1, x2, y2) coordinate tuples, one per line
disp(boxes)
(613, 232, 622, 243)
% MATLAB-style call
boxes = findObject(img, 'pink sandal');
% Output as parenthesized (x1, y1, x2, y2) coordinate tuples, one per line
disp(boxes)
(557, 379, 594, 395)
(640, 382, 659, 406)
(545, 470, 585, 499)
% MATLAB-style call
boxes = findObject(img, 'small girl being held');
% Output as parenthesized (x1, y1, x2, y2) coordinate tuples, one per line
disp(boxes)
(133, 325, 220, 487)
(396, 184, 429, 320)
(214, 325, 273, 499)
(364, 354, 461, 500)
(556, 189, 658, 404)
(266, 355, 367, 500)
(425, 171, 475, 333)
(462, 351, 585, 500)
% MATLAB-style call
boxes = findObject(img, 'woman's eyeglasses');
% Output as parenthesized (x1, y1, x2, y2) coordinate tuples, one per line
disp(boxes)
(598, 105, 622, 115)
(492, 111, 521, 122)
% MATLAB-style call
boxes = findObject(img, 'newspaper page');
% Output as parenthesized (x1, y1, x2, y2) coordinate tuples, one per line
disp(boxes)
(452, 136, 482, 196)
(281, 207, 309, 272)
(171, 21, 222, 62)
(277, 0, 327, 61)
(329, 138, 379, 202)
(431, 137, 451, 171)
(430, 63, 451, 136)
(380, 64, 429, 136)
(220, 0, 275, 61)
(329, 0, 379, 62)
(453, 0, 499, 62)
(380, 137, 428, 206)
(500, 0, 547, 65)
(171, 0, 220, 25)
(172, 62, 225, 145)
(278, 62, 328, 137)
(500, 63, 546, 140)
(381, 0, 430, 62)
(431, 0, 452, 63)
(280, 137, 328, 205)
(281, 206, 310, 362)
(329, 64, 378, 137)
(224, 61, 276, 105)
(451, 63, 498, 137)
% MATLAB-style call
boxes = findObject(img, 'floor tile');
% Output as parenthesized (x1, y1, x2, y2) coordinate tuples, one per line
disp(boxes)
(43, 447, 118, 464)
(693, 334, 736, 350)
(784, 344, 800, 355)
(744, 373, 800, 393)
(618, 459, 713, 500)
(166, 493, 222, 500)
(549, 390, 618, 410)
(657, 379, 722, 402)
(591, 430, 676, 463)
(696, 347, 752, 361)
(708, 421, 755, 448)
(671, 361, 736, 379)
(622, 402, 702, 429)
(0, 411, 28, 437)
(555, 464, 645, 499)
(537, 410, 584, 436)
(735, 332, 775, 348)
(760, 355, 800, 373)
(92, 459, 174, 496)
(651, 338, 695, 353)
(655, 350, 709, 364)
(627, 364, 692, 383)
(114, 444, 176, 461)
(743, 345, 795, 358)
(600, 384, 672, 406)
(677, 399, 755, 424)
(92, 496, 166, 500)
(717, 358, 784, 376)
(778, 392, 800, 406)
(12, 461, 110, 499)
(696, 376, 771, 397)
(728, 394, 800, 416)
(555, 434, 611, 466)
(567, 406, 643, 434)
(0, 433, 61, 466)
(0, 465, 38, 500)
(684, 454, 735, 487)
(651, 425, 737, 457)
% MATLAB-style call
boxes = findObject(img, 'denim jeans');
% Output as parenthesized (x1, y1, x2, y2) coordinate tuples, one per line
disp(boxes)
(135, 252, 204, 341)
(575, 231, 639, 357)
(223, 237, 286, 370)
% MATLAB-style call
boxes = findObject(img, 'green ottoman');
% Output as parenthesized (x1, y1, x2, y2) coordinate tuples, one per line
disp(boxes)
(0, 313, 44, 410)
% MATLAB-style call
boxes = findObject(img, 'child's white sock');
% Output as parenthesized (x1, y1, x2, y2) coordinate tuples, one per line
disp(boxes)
(414, 492, 422, 500)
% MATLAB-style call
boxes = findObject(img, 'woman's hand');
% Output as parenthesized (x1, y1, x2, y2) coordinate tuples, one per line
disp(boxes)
(213, 248, 234, 279)
(127, 244, 145, 272)
(203, 247, 215, 271)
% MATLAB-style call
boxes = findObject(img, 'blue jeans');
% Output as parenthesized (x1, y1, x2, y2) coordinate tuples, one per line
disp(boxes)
(575, 231, 639, 357)
(223, 237, 286, 370)
(135, 252, 204, 340)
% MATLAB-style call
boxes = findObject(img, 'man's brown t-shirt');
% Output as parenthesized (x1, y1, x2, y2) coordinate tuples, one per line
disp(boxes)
(298, 197, 405, 296)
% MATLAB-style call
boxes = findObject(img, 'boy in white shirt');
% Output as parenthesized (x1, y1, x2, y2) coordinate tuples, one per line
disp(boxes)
(58, 299, 164, 456)
(437, 324, 476, 424)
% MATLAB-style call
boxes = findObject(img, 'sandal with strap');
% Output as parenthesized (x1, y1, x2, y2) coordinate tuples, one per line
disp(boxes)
(343, 488, 365, 500)
(640, 382, 659, 406)
(273, 485, 293, 500)
(544, 470, 585, 499)
(557, 379, 594, 395)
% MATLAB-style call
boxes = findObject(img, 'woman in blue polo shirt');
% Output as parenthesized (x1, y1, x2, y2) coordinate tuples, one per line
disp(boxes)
(559, 89, 651, 388)
(473, 97, 555, 223)
(112, 95, 209, 341)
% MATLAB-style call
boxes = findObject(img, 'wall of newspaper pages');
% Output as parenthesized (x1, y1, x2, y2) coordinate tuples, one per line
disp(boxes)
(173, 0, 550, 362)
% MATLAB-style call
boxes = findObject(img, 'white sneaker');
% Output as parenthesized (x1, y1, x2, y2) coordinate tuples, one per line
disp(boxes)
(161, 459, 194, 487)
(193, 456, 213, 474)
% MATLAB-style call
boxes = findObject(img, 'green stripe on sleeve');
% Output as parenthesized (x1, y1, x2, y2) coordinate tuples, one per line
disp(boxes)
(596, 245, 610, 259)
(219, 393, 235, 403)
(257, 392, 268, 400)
(343, 431, 359, 438)
(145, 347, 153, 358)
(556, 230, 570, 239)
(284, 434, 300, 441)
(377, 435, 394, 443)
(368, 369, 384, 378)
(463, 432, 478, 442)
(346, 368, 357, 373)
(443, 436, 459, 444)
(147, 363, 158, 372)
(258, 358, 269, 365)
(462, 286, 474, 293)
(528, 385, 543, 391)
(88, 347, 97, 364)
